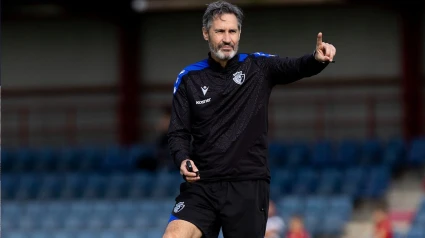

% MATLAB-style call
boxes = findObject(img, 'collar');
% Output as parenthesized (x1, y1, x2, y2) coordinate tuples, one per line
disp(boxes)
(207, 52, 240, 72)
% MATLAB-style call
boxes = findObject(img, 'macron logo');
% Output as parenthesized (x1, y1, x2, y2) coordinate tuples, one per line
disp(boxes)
(201, 86, 209, 96)
(196, 98, 211, 105)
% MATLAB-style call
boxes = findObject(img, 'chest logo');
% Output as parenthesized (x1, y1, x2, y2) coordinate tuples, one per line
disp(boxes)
(201, 86, 209, 96)
(233, 71, 245, 85)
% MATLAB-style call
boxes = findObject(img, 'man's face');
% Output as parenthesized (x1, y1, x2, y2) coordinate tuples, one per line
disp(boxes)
(203, 13, 241, 61)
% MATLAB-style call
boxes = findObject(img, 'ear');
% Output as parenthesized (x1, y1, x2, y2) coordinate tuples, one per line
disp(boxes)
(202, 27, 209, 41)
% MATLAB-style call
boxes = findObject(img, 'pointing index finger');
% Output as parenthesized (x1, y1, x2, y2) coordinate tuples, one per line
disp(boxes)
(317, 32, 323, 47)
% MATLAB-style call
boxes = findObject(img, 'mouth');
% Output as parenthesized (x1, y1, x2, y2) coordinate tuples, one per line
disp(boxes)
(220, 46, 233, 51)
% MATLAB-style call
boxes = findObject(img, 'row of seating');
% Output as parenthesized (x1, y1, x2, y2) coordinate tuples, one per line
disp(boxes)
(2, 165, 390, 201)
(3, 230, 165, 238)
(2, 196, 350, 237)
(2, 138, 424, 173)
(269, 138, 425, 168)
(270, 166, 390, 199)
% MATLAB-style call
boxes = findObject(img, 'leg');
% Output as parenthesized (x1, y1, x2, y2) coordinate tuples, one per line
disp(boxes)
(163, 219, 203, 238)
(221, 180, 270, 238)
(163, 182, 222, 238)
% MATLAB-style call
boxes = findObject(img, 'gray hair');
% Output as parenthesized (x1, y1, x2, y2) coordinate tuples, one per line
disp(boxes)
(203, 1, 244, 31)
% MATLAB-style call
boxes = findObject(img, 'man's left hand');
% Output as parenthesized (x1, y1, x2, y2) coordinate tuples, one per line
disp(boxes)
(315, 32, 336, 62)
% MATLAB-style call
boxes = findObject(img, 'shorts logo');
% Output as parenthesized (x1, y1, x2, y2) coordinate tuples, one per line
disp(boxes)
(174, 202, 185, 213)
(233, 71, 245, 85)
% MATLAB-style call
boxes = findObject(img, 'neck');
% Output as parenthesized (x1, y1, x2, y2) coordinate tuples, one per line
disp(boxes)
(210, 52, 229, 68)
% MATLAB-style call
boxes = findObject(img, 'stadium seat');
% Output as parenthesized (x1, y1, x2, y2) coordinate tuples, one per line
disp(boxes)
(316, 168, 343, 195)
(268, 141, 286, 167)
(310, 140, 334, 167)
(320, 213, 345, 236)
(362, 166, 390, 199)
(277, 196, 304, 220)
(292, 168, 318, 195)
(360, 139, 382, 165)
(285, 141, 309, 168)
(335, 139, 359, 168)
(407, 137, 425, 166)
(329, 196, 352, 221)
(341, 166, 365, 199)
(382, 138, 405, 168)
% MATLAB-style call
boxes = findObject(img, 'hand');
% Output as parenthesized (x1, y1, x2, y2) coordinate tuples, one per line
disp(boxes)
(180, 159, 200, 182)
(315, 32, 336, 62)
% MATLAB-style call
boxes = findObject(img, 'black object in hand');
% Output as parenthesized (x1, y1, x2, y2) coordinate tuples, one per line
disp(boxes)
(186, 160, 200, 177)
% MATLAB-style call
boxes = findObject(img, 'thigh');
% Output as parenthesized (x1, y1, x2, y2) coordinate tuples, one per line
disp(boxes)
(165, 182, 221, 238)
(221, 180, 270, 238)
(163, 219, 203, 238)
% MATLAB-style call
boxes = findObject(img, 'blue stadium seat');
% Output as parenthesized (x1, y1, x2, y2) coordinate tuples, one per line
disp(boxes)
(19, 215, 41, 231)
(128, 172, 156, 198)
(341, 166, 365, 199)
(360, 139, 382, 165)
(34, 147, 59, 172)
(407, 137, 425, 166)
(277, 196, 304, 220)
(362, 166, 390, 199)
(15, 148, 37, 172)
(40, 214, 64, 230)
(382, 138, 405, 168)
(310, 140, 334, 167)
(83, 174, 108, 199)
(105, 173, 131, 199)
(145, 229, 165, 238)
(268, 141, 286, 167)
(304, 196, 328, 214)
(316, 168, 343, 195)
(320, 214, 345, 235)
(116, 201, 138, 217)
(1, 148, 15, 172)
(64, 214, 87, 230)
(61, 174, 87, 199)
(102, 146, 132, 172)
(329, 196, 352, 221)
(57, 147, 81, 171)
(285, 141, 309, 168)
(16, 174, 42, 200)
(303, 212, 321, 236)
(271, 168, 295, 196)
(2, 174, 18, 200)
(37, 174, 63, 199)
(78, 147, 104, 171)
(128, 144, 156, 166)
(292, 168, 318, 195)
(122, 231, 142, 238)
(335, 139, 359, 167)
(151, 171, 182, 198)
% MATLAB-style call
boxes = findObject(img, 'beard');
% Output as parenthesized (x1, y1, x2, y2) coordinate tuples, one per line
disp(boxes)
(208, 38, 238, 60)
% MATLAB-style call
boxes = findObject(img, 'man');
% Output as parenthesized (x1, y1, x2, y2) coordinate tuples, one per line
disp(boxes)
(372, 204, 393, 238)
(286, 216, 310, 238)
(164, 1, 336, 237)
(265, 200, 285, 238)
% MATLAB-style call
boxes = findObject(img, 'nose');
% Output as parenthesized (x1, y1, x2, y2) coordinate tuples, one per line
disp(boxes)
(222, 32, 231, 44)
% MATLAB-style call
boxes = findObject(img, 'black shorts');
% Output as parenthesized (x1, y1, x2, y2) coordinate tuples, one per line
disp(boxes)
(168, 180, 270, 238)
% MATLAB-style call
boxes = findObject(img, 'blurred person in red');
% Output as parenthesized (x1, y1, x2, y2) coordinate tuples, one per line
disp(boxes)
(265, 200, 285, 238)
(286, 215, 309, 238)
(373, 203, 393, 238)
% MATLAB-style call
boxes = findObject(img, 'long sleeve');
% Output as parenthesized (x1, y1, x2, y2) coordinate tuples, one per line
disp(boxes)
(168, 78, 192, 168)
(262, 52, 329, 86)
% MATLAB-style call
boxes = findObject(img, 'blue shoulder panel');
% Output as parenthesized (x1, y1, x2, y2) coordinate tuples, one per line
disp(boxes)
(173, 59, 209, 95)
(252, 52, 277, 58)
(239, 53, 248, 62)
